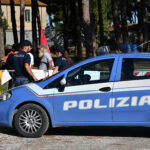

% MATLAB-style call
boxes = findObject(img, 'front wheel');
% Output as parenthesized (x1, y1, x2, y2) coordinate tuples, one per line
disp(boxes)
(14, 103, 49, 138)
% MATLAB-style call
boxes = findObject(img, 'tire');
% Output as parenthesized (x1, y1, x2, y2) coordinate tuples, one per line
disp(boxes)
(14, 103, 49, 138)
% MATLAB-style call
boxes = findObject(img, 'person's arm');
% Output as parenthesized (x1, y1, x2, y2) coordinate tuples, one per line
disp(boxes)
(25, 63, 37, 81)
(52, 66, 59, 75)
(1, 56, 8, 62)
(30, 53, 34, 68)
(45, 53, 53, 70)
(48, 60, 53, 70)
(28, 53, 34, 68)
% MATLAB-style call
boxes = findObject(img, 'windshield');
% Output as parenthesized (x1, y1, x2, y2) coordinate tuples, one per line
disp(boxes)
(34, 58, 90, 84)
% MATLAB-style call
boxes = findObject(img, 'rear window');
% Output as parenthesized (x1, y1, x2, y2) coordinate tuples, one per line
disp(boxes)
(121, 58, 150, 81)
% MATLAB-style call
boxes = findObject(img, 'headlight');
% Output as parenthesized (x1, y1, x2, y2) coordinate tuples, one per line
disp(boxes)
(0, 91, 12, 101)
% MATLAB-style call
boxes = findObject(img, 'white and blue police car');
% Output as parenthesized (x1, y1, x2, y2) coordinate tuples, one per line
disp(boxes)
(1, 53, 150, 137)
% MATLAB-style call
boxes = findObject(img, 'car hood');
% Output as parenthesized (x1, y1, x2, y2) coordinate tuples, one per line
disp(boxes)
(24, 83, 54, 97)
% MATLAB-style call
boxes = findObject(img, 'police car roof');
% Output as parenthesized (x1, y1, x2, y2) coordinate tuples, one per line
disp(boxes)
(95, 53, 150, 59)
(79, 53, 150, 65)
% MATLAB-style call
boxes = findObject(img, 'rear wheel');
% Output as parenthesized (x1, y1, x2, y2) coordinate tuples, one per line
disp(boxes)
(14, 103, 49, 138)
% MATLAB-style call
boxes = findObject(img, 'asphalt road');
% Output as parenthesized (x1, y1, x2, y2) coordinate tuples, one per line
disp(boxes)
(0, 126, 150, 150)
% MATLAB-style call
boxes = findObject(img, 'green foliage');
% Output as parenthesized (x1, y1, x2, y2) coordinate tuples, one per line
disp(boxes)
(46, 0, 113, 46)
(47, 0, 78, 45)
(0, 82, 9, 94)
(147, 12, 150, 22)
(2, 17, 9, 33)
(46, 0, 63, 28)
(5, 44, 12, 49)
(1, 12, 9, 41)
(92, 0, 112, 37)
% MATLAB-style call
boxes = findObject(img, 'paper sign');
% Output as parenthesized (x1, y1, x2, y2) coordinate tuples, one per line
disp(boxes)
(32, 69, 46, 80)
(2, 70, 12, 85)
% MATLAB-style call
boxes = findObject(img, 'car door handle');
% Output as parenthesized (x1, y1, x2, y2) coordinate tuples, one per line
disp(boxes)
(99, 87, 111, 92)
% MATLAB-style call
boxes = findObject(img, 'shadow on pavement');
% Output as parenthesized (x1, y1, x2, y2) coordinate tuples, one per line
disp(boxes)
(46, 126, 150, 138)
(0, 126, 150, 138)
(0, 126, 19, 137)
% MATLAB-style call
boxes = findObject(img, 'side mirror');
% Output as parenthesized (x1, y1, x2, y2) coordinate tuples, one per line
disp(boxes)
(59, 78, 66, 92)
(60, 78, 66, 86)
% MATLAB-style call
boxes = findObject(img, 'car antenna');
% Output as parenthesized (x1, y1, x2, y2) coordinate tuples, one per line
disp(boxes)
(133, 40, 150, 50)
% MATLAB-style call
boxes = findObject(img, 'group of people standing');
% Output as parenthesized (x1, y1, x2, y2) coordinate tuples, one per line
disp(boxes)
(2, 40, 73, 87)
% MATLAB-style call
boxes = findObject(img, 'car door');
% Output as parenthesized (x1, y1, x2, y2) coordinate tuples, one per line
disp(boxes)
(113, 57, 150, 122)
(52, 58, 117, 122)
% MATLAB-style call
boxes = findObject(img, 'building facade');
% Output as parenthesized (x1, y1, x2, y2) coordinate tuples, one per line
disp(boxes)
(1, 0, 47, 45)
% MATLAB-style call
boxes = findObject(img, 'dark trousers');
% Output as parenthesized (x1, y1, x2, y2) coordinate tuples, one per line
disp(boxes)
(12, 76, 29, 88)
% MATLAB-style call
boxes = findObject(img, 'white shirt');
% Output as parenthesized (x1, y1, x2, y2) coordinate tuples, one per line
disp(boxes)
(28, 52, 34, 67)
(39, 52, 54, 70)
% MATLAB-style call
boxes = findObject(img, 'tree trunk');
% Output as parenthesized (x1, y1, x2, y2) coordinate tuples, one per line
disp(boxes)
(97, 0, 104, 46)
(82, 0, 93, 58)
(0, 2, 4, 57)
(120, 0, 128, 44)
(10, 0, 18, 45)
(137, 0, 142, 50)
(20, 0, 25, 42)
(62, 0, 70, 51)
(90, 0, 97, 56)
(137, 0, 148, 52)
(75, 0, 82, 59)
(141, 0, 148, 52)
(111, 0, 122, 44)
(35, 1, 41, 45)
(31, 0, 38, 65)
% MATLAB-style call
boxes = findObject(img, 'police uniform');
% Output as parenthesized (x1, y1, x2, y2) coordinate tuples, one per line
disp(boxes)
(11, 50, 31, 87)
(55, 56, 68, 71)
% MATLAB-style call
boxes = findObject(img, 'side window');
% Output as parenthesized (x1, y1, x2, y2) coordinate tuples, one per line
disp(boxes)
(44, 75, 64, 89)
(121, 58, 150, 81)
(66, 59, 114, 86)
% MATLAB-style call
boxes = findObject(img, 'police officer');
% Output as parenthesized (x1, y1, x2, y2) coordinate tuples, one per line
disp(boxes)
(11, 40, 37, 87)
(52, 46, 68, 75)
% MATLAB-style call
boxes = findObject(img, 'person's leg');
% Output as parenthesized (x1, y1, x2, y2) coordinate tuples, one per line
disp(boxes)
(11, 79, 16, 88)
(20, 77, 29, 85)
(15, 77, 29, 87)
(15, 77, 21, 87)
(10, 71, 16, 88)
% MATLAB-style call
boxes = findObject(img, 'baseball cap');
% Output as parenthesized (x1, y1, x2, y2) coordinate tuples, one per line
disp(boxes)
(20, 40, 32, 47)
(38, 44, 48, 50)
(55, 46, 64, 53)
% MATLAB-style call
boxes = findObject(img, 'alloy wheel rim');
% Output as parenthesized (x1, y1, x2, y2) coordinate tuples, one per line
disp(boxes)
(19, 109, 42, 134)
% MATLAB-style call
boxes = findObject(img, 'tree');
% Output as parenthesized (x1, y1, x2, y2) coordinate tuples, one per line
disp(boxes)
(97, 0, 104, 46)
(111, 0, 122, 44)
(74, 0, 82, 59)
(10, 0, 18, 45)
(90, 0, 97, 56)
(137, 0, 148, 52)
(46, 0, 63, 28)
(20, 0, 25, 42)
(82, 0, 93, 58)
(36, 1, 41, 44)
(31, 0, 38, 65)
(46, 0, 97, 58)
(2, 16, 8, 44)
(142, 0, 149, 52)
(91, 0, 112, 43)
(62, 0, 70, 51)
(120, 0, 128, 44)
(0, 2, 4, 58)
